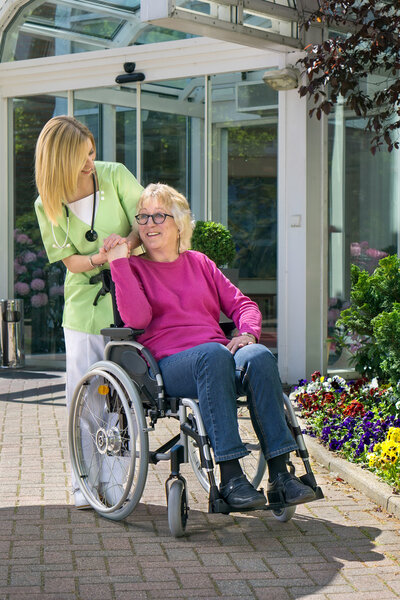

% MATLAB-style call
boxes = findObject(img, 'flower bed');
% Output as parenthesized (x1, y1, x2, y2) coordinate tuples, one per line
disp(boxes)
(294, 372, 400, 493)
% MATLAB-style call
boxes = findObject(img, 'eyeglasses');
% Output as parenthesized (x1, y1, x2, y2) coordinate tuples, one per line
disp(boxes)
(135, 212, 174, 225)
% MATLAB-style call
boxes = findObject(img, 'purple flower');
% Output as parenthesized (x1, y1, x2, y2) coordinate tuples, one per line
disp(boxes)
(16, 233, 30, 244)
(31, 293, 48, 308)
(32, 269, 44, 278)
(23, 251, 36, 264)
(15, 282, 30, 296)
(30, 278, 45, 291)
(329, 439, 341, 451)
(49, 285, 64, 297)
(14, 262, 27, 275)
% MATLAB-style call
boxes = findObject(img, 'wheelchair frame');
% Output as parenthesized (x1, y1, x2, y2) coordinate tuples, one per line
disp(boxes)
(68, 327, 323, 537)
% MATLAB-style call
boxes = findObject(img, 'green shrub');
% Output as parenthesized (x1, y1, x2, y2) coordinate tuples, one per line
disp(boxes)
(336, 254, 400, 385)
(191, 220, 236, 267)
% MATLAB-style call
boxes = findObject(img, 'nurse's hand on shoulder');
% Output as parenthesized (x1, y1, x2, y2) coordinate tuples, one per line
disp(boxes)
(106, 242, 129, 263)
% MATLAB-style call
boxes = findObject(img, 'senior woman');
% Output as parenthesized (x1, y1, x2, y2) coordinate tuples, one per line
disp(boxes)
(105, 183, 315, 510)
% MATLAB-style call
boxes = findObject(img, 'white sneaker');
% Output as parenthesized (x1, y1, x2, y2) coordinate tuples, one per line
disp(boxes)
(73, 489, 92, 510)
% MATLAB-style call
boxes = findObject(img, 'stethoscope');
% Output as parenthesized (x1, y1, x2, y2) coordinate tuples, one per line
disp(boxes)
(52, 172, 98, 249)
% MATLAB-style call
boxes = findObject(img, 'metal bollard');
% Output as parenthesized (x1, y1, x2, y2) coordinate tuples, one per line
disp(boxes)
(0, 299, 25, 368)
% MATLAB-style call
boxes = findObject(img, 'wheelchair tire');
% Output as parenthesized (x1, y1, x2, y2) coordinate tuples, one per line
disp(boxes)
(188, 403, 266, 492)
(167, 479, 188, 538)
(69, 361, 149, 521)
(272, 505, 296, 522)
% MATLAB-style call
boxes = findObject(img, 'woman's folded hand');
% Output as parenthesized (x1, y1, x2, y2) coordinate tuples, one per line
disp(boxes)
(106, 242, 129, 263)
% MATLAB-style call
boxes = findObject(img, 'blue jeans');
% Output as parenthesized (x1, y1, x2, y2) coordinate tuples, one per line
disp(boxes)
(158, 342, 297, 463)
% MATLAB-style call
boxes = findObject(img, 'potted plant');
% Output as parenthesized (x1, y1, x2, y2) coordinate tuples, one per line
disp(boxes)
(191, 220, 239, 327)
(191, 220, 238, 283)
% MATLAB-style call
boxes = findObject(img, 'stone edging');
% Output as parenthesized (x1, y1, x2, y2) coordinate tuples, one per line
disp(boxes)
(303, 427, 400, 519)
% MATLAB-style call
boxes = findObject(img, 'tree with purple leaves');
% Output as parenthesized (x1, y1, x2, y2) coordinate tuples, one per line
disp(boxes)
(298, 0, 400, 153)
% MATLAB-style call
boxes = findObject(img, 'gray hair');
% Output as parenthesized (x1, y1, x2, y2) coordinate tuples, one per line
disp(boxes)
(134, 183, 194, 252)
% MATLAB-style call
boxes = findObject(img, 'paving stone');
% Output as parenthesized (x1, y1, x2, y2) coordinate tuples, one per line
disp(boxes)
(1, 370, 400, 600)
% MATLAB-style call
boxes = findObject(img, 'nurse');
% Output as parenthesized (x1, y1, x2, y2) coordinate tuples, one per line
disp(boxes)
(34, 115, 143, 508)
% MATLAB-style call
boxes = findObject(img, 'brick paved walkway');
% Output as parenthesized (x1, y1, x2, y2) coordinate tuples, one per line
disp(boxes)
(0, 370, 399, 600)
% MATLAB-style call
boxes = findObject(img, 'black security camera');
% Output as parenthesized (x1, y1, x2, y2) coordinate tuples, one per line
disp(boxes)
(115, 72, 145, 84)
(123, 62, 136, 73)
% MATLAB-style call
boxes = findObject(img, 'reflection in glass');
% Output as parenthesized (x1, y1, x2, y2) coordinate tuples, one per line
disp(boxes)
(140, 79, 205, 203)
(13, 95, 68, 356)
(27, 2, 125, 39)
(210, 71, 278, 352)
(328, 110, 399, 369)
(116, 108, 137, 176)
(228, 125, 277, 279)
(1, 0, 195, 62)
(74, 99, 102, 155)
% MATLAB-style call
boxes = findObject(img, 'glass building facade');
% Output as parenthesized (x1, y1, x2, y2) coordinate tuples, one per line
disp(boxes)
(1, 0, 398, 382)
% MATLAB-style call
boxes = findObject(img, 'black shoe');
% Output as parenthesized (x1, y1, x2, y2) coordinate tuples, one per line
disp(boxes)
(267, 472, 316, 506)
(219, 474, 266, 510)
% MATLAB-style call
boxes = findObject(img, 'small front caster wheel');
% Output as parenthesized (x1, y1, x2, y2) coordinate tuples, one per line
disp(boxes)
(168, 479, 188, 537)
(272, 505, 296, 522)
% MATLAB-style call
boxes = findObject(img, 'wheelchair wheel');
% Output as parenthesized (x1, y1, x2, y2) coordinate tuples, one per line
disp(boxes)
(69, 361, 149, 521)
(188, 402, 266, 492)
(167, 479, 188, 538)
(272, 505, 296, 522)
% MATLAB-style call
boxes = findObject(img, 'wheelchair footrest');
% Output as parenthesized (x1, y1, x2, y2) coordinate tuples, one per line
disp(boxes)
(267, 477, 324, 508)
(299, 473, 324, 498)
(209, 498, 231, 514)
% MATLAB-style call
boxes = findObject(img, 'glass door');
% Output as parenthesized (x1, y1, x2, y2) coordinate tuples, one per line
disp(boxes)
(13, 94, 68, 359)
(140, 77, 205, 212)
(211, 71, 279, 352)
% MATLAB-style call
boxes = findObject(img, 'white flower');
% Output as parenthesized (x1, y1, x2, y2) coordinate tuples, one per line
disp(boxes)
(331, 375, 347, 388)
(306, 382, 319, 393)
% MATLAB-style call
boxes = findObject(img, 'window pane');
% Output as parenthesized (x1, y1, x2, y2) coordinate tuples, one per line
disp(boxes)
(27, 2, 125, 39)
(141, 79, 204, 199)
(1, 0, 195, 61)
(328, 107, 399, 370)
(210, 70, 278, 353)
(13, 95, 67, 357)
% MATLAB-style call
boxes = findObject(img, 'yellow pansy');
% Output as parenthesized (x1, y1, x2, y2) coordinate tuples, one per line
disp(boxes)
(388, 427, 400, 443)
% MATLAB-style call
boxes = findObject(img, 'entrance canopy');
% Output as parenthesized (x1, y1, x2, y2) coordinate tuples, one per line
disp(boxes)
(141, 0, 320, 51)
(0, 0, 321, 62)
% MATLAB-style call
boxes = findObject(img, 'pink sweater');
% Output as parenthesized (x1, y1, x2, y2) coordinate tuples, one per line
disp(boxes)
(110, 250, 261, 361)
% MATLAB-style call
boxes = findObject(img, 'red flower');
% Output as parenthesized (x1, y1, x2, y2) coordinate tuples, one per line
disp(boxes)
(343, 399, 365, 417)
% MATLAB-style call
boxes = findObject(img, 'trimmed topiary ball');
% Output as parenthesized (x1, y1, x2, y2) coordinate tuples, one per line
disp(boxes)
(191, 220, 236, 267)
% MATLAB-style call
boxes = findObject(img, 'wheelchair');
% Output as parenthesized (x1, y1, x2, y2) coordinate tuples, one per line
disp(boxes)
(68, 278, 323, 537)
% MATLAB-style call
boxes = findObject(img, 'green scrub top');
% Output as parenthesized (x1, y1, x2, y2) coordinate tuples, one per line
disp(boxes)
(35, 161, 143, 335)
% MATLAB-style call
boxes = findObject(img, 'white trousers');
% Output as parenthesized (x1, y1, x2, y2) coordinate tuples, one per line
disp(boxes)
(64, 327, 108, 491)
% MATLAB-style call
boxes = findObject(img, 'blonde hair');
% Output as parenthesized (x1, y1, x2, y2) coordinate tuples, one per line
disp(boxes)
(35, 116, 96, 224)
(135, 183, 194, 252)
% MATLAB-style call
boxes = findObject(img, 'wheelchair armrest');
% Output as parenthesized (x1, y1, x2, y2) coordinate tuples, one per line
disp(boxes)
(100, 327, 145, 340)
(219, 319, 237, 338)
